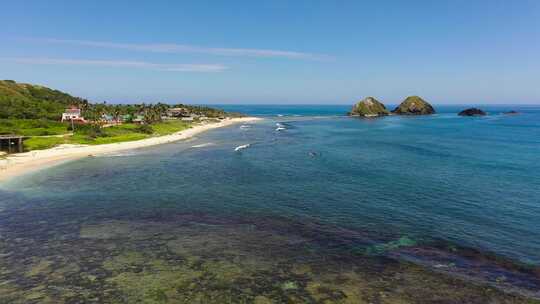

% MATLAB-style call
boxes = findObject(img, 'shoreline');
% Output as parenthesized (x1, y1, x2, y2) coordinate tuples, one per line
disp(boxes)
(0, 117, 261, 183)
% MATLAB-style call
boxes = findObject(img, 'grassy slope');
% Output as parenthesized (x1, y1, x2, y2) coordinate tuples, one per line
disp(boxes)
(150, 120, 192, 135)
(0, 119, 70, 136)
(21, 120, 192, 151)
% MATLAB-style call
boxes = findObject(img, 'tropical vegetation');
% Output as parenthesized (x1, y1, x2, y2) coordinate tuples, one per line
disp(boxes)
(0, 80, 239, 151)
(0, 80, 237, 121)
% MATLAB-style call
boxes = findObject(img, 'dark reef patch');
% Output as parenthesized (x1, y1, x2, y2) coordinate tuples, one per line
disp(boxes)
(0, 205, 539, 303)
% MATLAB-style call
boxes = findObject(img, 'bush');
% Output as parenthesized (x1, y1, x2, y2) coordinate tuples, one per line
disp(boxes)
(35, 119, 51, 128)
(66, 123, 84, 131)
(74, 124, 106, 138)
(87, 127, 105, 139)
(136, 124, 154, 134)
(37, 130, 53, 136)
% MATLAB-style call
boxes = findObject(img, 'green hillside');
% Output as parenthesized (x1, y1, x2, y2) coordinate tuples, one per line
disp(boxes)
(0, 80, 86, 120)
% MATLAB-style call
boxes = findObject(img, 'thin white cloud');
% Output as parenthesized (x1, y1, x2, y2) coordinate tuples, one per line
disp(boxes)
(0, 57, 227, 72)
(26, 38, 334, 61)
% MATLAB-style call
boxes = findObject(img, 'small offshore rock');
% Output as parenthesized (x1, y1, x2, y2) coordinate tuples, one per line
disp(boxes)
(458, 108, 486, 116)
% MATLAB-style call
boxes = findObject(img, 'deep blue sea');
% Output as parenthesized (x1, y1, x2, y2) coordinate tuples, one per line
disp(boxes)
(1, 104, 540, 302)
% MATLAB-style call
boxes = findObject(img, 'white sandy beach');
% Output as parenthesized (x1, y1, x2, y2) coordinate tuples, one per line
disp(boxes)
(0, 117, 260, 183)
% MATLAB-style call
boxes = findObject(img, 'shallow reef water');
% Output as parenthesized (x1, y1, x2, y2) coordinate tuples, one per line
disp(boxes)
(0, 208, 539, 303)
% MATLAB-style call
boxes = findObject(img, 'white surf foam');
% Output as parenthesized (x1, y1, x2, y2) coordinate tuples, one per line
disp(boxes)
(98, 152, 137, 158)
(234, 144, 251, 152)
(191, 143, 215, 148)
(275, 122, 287, 131)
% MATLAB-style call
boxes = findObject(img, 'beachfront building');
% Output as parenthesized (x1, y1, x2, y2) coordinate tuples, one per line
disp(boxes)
(166, 107, 190, 118)
(61, 106, 85, 122)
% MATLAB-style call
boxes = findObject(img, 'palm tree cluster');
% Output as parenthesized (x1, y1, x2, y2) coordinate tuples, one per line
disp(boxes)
(80, 102, 236, 125)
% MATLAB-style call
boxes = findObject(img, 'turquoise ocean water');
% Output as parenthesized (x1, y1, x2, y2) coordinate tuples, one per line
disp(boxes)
(1, 105, 539, 301)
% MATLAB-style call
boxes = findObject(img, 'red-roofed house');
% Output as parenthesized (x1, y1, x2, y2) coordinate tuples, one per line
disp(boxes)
(61, 106, 85, 123)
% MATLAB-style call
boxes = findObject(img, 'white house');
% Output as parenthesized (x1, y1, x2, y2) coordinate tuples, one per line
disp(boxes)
(61, 107, 84, 122)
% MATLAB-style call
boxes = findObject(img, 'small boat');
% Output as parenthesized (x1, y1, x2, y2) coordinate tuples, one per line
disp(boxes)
(234, 144, 251, 152)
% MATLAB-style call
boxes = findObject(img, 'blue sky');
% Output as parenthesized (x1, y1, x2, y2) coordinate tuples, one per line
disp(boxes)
(1, 0, 539, 104)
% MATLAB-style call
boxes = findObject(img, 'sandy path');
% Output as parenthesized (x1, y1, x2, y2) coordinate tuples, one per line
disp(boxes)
(0, 117, 260, 183)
